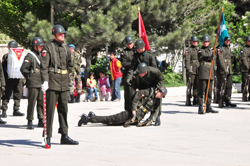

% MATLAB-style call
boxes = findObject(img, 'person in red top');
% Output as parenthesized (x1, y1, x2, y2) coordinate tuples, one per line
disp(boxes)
(109, 52, 123, 101)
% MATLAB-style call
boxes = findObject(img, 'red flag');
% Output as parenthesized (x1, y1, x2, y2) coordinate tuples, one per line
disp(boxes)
(139, 12, 150, 51)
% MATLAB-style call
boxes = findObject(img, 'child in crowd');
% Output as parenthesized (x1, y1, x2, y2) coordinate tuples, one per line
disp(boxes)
(109, 52, 123, 102)
(97, 71, 112, 101)
(85, 72, 98, 102)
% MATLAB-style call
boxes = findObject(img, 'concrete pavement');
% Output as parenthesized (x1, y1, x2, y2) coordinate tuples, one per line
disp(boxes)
(0, 91, 250, 166)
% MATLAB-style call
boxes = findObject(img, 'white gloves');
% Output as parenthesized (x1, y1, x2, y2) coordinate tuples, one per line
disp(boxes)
(41, 81, 49, 93)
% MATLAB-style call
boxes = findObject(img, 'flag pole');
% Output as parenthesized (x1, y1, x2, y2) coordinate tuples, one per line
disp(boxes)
(203, 7, 224, 114)
(138, 7, 141, 39)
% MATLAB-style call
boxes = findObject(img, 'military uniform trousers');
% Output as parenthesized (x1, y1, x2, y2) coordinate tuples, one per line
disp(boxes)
(217, 74, 232, 101)
(241, 72, 250, 95)
(122, 75, 132, 111)
(197, 79, 213, 106)
(69, 73, 81, 95)
(26, 88, 44, 120)
(186, 74, 199, 98)
(46, 90, 68, 138)
(1, 79, 23, 111)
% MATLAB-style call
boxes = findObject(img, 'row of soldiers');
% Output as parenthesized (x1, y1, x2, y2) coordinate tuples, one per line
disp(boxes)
(184, 34, 250, 114)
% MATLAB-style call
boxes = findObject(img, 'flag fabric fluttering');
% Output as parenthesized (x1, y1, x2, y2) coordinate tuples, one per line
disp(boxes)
(218, 12, 229, 48)
(139, 12, 150, 51)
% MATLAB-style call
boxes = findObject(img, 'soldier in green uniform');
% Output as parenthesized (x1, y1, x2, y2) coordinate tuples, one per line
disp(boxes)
(20, 37, 45, 129)
(68, 44, 82, 103)
(1, 41, 25, 118)
(197, 35, 219, 114)
(120, 35, 134, 111)
(42, 25, 79, 147)
(184, 35, 200, 105)
(216, 35, 237, 107)
(78, 87, 167, 127)
(0, 57, 6, 124)
(240, 35, 250, 101)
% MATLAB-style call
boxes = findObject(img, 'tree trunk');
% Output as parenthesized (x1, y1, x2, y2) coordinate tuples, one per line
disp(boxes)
(85, 46, 92, 80)
(182, 41, 186, 82)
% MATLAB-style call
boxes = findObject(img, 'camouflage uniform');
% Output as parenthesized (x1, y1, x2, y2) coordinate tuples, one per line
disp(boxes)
(69, 51, 82, 95)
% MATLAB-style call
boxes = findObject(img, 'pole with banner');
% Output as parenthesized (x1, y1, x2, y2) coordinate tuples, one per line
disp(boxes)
(203, 7, 225, 113)
(138, 7, 151, 51)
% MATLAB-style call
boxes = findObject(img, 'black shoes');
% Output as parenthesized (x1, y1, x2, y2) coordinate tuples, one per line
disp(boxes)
(0, 117, 6, 124)
(78, 113, 89, 126)
(206, 105, 219, 113)
(88, 111, 96, 118)
(154, 116, 161, 126)
(193, 97, 198, 105)
(27, 120, 34, 129)
(38, 119, 44, 127)
(68, 95, 75, 103)
(46, 137, 51, 147)
(75, 93, 80, 103)
(60, 134, 79, 145)
(225, 100, 237, 107)
(13, 110, 24, 116)
(198, 106, 205, 114)
(1, 110, 7, 118)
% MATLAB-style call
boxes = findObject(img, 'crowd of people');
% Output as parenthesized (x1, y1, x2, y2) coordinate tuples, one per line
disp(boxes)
(0, 24, 166, 148)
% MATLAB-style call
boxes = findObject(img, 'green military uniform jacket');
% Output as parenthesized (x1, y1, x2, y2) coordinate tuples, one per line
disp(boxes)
(0, 59, 5, 88)
(71, 51, 82, 75)
(127, 50, 157, 80)
(20, 49, 45, 88)
(2, 53, 9, 80)
(216, 44, 232, 75)
(42, 40, 73, 91)
(198, 46, 215, 80)
(134, 66, 164, 90)
(240, 45, 250, 73)
(185, 46, 200, 75)
(131, 88, 161, 121)
(120, 47, 134, 76)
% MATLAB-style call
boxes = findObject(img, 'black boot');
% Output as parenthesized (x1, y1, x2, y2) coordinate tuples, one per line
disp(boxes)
(193, 97, 197, 105)
(60, 134, 79, 145)
(78, 113, 89, 126)
(75, 93, 80, 103)
(27, 120, 34, 129)
(38, 119, 44, 127)
(206, 105, 219, 113)
(46, 137, 51, 147)
(1, 110, 7, 118)
(13, 110, 24, 116)
(198, 106, 205, 114)
(225, 100, 237, 107)
(0, 117, 6, 124)
(88, 111, 96, 118)
(68, 95, 75, 103)
(154, 116, 161, 126)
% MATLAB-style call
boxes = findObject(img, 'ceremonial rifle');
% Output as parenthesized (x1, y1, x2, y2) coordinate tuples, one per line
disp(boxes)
(219, 78, 227, 108)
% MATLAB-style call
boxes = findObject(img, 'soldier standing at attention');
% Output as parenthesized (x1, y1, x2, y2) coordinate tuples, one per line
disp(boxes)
(68, 44, 82, 103)
(0, 56, 6, 124)
(197, 35, 219, 114)
(120, 35, 134, 111)
(20, 37, 45, 129)
(42, 25, 79, 147)
(1, 41, 25, 118)
(184, 35, 200, 105)
(216, 35, 237, 107)
(240, 35, 250, 101)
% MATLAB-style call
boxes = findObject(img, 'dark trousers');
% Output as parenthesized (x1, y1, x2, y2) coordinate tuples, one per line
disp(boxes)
(123, 77, 132, 111)
(197, 79, 213, 106)
(46, 90, 68, 138)
(1, 79, 23, 111)
(186, 73, 199, 98)
(241, 72, 250, 95)
(81, 77, 86, 89)
(217, 74, 232, 101)
(26, 88, 44, 120)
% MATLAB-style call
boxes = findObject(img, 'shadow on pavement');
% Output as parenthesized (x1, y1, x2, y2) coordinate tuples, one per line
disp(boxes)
(0, 124, 27, 129)
(0, 139, 42, 147)
(162, 103, 199, 107)
(162, 111, 196, 114)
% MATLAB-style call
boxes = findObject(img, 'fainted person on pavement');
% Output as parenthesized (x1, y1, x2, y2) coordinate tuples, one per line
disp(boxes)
(78, 87, 167, 127)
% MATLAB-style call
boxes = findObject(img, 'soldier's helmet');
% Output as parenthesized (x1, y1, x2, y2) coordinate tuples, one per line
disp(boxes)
(190, 35, 198, 42)
(224, 34, 231, 41)
(52, 25, 66, 35)
(125, 35, 134, 44)
(134, 39, 145, 50)
(158, 86, 167, 98)
(8, 40, 18, 48)
(69, 44, 75, 49)
(137, 62, 147, 74)
(201, 35, 210, 42)
(32, 37, 44, 46)
(245, 35, 250, 41)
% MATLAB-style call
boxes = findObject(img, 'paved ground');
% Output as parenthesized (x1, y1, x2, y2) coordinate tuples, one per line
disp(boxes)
(0, 91, 250, 166)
